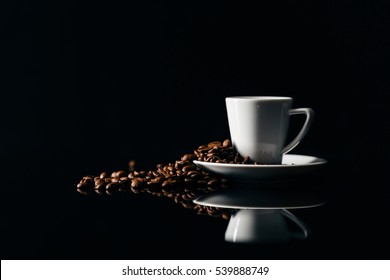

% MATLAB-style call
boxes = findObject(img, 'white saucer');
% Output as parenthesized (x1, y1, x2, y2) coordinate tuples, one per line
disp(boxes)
(193, 154, 327, 181)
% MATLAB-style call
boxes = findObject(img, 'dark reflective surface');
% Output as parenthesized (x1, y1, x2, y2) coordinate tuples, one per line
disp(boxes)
(1, 157, 389, 260)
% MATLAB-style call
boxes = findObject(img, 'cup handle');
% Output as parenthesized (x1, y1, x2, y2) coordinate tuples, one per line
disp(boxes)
(281, 209, 309, 239)
(281, 108, 314, 154)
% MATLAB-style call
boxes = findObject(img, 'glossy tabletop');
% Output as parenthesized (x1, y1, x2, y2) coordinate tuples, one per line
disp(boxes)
(1, 154, 389, 260)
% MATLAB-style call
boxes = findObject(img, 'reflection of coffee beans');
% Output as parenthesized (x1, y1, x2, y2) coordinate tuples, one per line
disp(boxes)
(76, 139, 254, 219)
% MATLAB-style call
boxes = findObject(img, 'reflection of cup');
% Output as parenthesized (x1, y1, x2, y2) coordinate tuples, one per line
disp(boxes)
(226, 96, 314, 164)
(225, 209, 308, 243)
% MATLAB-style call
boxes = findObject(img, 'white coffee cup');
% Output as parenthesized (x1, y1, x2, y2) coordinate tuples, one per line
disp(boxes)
(225, 96, 314, 164)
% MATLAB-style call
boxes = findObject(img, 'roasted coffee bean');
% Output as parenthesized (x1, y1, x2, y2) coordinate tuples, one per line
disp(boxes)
(174, 195, 181, 204)
(182, 164, 195, 173)
(197, 145, 209, 151)
(181, 153, 196, 161)
(222, 213, 230, 220)
(207, 179, 219, 186)
(111, 177, 120, 183)
(131, 178, 145, 188)
(105, 189, 115, 196)
(180, 201, 194, 209)
(186, 192, 198, 199)
(77, 182, 91, 189)
(130, 186, 142, 194)
(81, 176, 94, 185)
(161, 179, 172, 188)
(186, 170, 200, 177)
(116, 170, 127, 178)
(150, 177, 163, 184)
(222, 139, 230, 148)
(94, 181, 106, 190)
(174, 161, 183, 170)
(77, 189, 88, 195)
(106, 182, 119, 191)
(208, 141, 221, 148)
(95, 188, 105, 195)
(181, 194, 192, 201)
(94, 178, 106, 187)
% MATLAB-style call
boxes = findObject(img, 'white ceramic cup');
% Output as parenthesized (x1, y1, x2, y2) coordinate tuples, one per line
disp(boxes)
(226, 96, 314, 164)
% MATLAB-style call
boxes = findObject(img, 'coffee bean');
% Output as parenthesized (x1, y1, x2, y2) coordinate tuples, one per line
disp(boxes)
(94, 178, 106, 189)
(116, 170, 127, 178)
(186, 170, 200, 177)
(180, 201, 194, 209)
(181, 154, 196, 161)
(207, 179, 219, 186)
(77, 189, 88, 195)
(197, 145, 209, 152)
(77, 182, 91, 189)
(111, 177, 120, 183)
(106, 182, 119, 191)
(150, 177, 163, 184)
(222, 139, 230, 148)
(208, 141, 221, 148)
(182, 164, 194, 173)
(174, 195, 181, 204)
(131, 178, 145, 188)
(81, 176, 94, 185)
(222, 213, 231, 220)
(95, 188, 105, 195)
(94, 183, 106, 191)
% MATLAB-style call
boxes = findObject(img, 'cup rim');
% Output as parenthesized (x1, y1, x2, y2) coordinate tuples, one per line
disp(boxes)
(226, 96, 292, 101)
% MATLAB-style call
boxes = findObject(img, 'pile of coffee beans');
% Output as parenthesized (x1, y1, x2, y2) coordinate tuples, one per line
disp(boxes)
(76, 139, 255, 220)
(194, 139, 258, 164)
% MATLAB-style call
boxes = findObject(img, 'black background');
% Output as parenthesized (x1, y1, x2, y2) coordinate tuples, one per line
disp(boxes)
(1, 0, 389, 260)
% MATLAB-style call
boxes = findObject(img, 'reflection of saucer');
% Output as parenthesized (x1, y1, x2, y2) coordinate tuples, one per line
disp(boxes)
(193, 185, 326, 209)
(193, 154, 327, 181)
